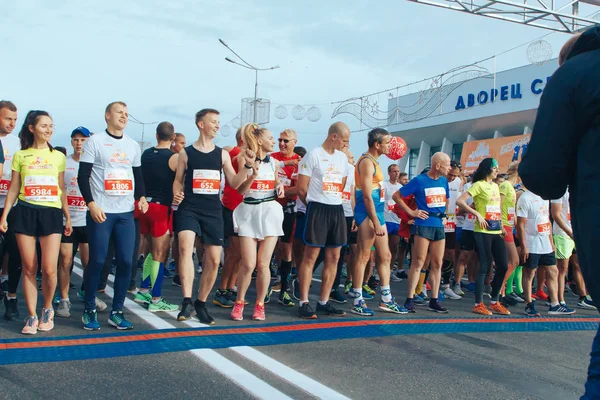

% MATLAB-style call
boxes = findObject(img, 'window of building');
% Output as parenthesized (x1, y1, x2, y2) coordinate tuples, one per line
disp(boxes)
(452, 143, 463, 163)
(408, 149, 419, 179)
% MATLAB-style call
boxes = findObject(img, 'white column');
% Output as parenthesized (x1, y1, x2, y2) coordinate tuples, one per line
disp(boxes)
(493, 130, 503, 138)
(397, 151, 409, 173)
(441, 137, 453, 157)
(466, 134, 475, 142)
(415, 141, 431, 175)
(523, 126, 532, 135)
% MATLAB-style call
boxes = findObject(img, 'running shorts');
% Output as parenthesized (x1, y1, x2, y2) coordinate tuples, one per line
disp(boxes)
(62, 226, 88, 244)
(174, 205, 225, 246)
(346, 216, 357, 245)
(553, 235, 575, 260)
(12, 203, 63, 237)
(524, 252, 557, 269)
(413, 225, 445, 242)
(503, 226, 514, 243)
(223, 207, 237, 238)
(354, 202, 385, 227)
(294, 212, 306, 240)
(281, 212, 297, 243)
(139, 202, 171, 237)
(445, 232, 456, 249)
(460, 229, 475, 251)
(386, 222, 400, 236)
(303, 202, 346, 248)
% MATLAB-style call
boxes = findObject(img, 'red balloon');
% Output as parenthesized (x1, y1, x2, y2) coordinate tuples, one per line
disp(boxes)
(386, 136, 407, 160)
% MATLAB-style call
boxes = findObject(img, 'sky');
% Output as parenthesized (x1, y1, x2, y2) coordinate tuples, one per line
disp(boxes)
(0, 0, 582, 170)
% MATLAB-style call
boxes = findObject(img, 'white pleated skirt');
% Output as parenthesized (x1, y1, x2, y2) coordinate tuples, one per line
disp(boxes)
(233, 200, 284, 240)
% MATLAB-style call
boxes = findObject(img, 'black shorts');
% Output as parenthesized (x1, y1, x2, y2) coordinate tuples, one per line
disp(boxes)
(303, 202, 346, 248)
(281, 212, 297, 243)
(445, 232, 456, 249)
(11, 203, 63, 237)
(62, 226, 88, 244)
(345, 217, 357, 245)
(175, 206, 224, 246)
(460, 230, 476, 251)
(222, 207, 237, 239)
(524, 252, 557, 269)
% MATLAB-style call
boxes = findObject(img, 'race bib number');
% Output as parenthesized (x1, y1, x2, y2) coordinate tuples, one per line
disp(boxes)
(537, 214, 551, 234)
(342, 191, 351, 203)
(445, 213, 456, 233)
(280, 177, 291, 189)
(24, 175, 59, 202)
(467, 213, 476, 221)
(67, 187, 86, 212)
(104, 169, 133, 196)
(379, 187, 385, 203)
(0, 178, 10, 196)
(424, 187, 446, 208)
(387, 200, 395, 211)
(485, 204, 501, 221)
(322, 173, 343, 197)
(192, 169, 220, 195)
(507, 207, 516, 226)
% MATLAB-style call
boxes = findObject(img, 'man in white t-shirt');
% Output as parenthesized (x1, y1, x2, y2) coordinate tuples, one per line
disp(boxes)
(383, 164, 402, 283)
(78, 101, 149, 331)
(296, 122, 350, 319)
(516, 189, 574, 316)
(551, 189, 596, 309)
(0, 100, 21, 322)
(441, 161, 463, 300)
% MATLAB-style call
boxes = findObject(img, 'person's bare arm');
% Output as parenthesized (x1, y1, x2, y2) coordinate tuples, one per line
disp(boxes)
(551, 202, 573, 238)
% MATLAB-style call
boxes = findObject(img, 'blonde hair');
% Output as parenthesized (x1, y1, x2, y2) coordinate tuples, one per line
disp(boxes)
(280, 128, 297, 140)
(506, 161, 519, 176)
(241, 123, 268, 154)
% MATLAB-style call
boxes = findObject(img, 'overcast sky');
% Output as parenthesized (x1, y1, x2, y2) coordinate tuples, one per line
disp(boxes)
(1, 0, 579, 167)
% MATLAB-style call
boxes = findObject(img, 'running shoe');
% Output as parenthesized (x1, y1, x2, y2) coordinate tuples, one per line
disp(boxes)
(53, 295, 61, 305)
(442, 286, 462, 300)
(0, 279, 7, 294)
(167, 260, 176, 271)
(341, 264, 347, 279)
(508, 292, 525, 303)
(298, 302, 317, 319)
(316, 301, 346, 316)
(194, 300, 215, 325)
(127, 282, 137, 294)
(351, 299, 374, 316)
(524, 302, 541, 317)
(177, 301, 194, 321)
(535, 289, 549, 301)
(577, 297, 597, 310)
(489, 302, 511, 315)
(278, 292, 295, 307)
(213, 290, 234, 308)
(483, 285, 492, 298)
(379, 297, 408, 314)
(362, 283, 376, 296)
(404, 299, 416, 313)
(231, 301, 244, 321)
(465, 282, 476, 292)
(344, 281, 352, 295)
(196, 265, 203, 275)
(77, 290, 85, 301)
(413, 295, 427, 306)
(396, 270, 408, 279)
(428, 299, 448, 314)
(329, 289, 347, 304)
(390, 273, 402, 283)
(22, 315, 39, 335)
(134, 291, 152, 305)
(95, 297, 108, 312)
(264, 287, 273, 304)
(472, 303, 492, 316)
(362, 290, 374, 300)
(292, 278, 300, 301)
(56, 299, 72, 318)
(501, 295, 518, 307)
(453, 283, 465, 297)
(38, 308, 55, 331)
(137, 255, 145, 270)
(271, 279, 282, 293)
(108, 311, 133, 330)
(148, 298, 179, 312)
(425, 282, 431, 291)
(82, 309, 101, 330)
(548, 304, 576, 315)
(252, 303, 266, 321)
(4, 297, 19, 321)
(163, 268, 174, 279)
(415, 293, 429, 303)
(172, 275, 182, 287)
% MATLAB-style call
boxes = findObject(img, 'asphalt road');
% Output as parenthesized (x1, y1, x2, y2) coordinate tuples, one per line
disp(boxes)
(0, 259, 596, 400)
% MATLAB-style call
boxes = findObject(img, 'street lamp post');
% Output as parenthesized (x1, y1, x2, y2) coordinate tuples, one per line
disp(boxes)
(219, 39, 279, 124)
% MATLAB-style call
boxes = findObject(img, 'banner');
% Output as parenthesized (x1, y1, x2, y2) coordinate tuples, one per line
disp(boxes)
(460, 134, 531, 175)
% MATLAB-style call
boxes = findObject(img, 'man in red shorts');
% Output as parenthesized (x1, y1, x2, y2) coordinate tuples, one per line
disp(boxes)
(133, 122, 179, 312)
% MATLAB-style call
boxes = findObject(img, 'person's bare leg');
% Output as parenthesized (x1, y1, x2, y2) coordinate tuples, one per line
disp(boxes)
(177, 231, 196, 298)
(58, 243, 74, 300)
(196, 245, 222, 302)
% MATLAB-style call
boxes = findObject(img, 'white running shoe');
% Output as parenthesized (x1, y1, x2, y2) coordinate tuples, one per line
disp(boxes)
(95, 297, 108, 312)
(453, 284, 465, 297)
(390, 273, 402, 283)
(443, 286, 462, 300)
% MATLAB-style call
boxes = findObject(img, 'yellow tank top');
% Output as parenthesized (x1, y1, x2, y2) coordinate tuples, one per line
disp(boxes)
(355, 153, 384, 191)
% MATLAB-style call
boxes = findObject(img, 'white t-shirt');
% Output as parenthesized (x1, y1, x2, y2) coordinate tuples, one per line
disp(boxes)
(461, 182, 476, 231)
(64, 155, 87, 227)
(80, 131, 142, 214)
(551, 189, 571, 237)
(445, 177, 462, 233)
(342, 164, 355, 217)
(299, 146, 348, 206)
(383, 180, 402, 224)
(516, 191, 553, 254)
(0, 134, 20, 208)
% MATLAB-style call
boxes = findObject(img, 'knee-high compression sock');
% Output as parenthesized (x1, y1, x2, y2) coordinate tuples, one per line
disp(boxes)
(141, 253, 153, 290)
(150, 261, 164, 298)
(514, 266, 523, 295)
(415, 270, 427, 296)
(279, 260, 292, 296)
(441, 260, 453, 286)
(506, 268, 516, 295)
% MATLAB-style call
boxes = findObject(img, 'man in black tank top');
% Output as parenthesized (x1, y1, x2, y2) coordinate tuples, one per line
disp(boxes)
(134, 122, 180, 312)
(173, 108, 255, 324)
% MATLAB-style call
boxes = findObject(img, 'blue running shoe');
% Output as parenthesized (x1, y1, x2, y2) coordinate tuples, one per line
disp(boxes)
(163, 268, 174, 279)
(404, 299, 416, 313)
(351, 299, 374, 316)
(438, 291, 445, 301)
(428, 299, 449, 314)
(524, 302, 541, 317)
(167, 260, 176, 272)
(362, 291, 374, 300)
(379, 297, 408, 314)
(466, 282, 476, 292)
(108, 311, 134, 330)
(82, 309, 100, 331)
(53, 295, 61, 305)
(414, 295, 427, 306)
(548, 304, 576, 315)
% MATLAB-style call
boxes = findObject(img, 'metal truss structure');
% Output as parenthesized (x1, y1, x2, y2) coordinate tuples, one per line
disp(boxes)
(409, 0, 600, 33)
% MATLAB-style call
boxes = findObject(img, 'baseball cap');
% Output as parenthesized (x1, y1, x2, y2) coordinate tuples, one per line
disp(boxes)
(71, 126, 91, 137)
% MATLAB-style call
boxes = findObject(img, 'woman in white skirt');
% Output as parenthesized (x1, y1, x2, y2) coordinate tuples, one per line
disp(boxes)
(231, 123, 284, 321)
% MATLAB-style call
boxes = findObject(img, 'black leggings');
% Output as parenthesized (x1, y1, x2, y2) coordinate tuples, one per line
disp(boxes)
(473, 232, 508, 303)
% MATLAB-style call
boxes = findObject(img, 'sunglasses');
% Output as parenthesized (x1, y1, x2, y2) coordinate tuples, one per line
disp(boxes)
(451, 161, 462, 170)
(278, 138, 290, 143)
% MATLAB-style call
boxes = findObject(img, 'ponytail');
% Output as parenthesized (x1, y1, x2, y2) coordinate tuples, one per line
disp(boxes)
(241, 123, 267, 154)
(19, 110, 54, 151)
